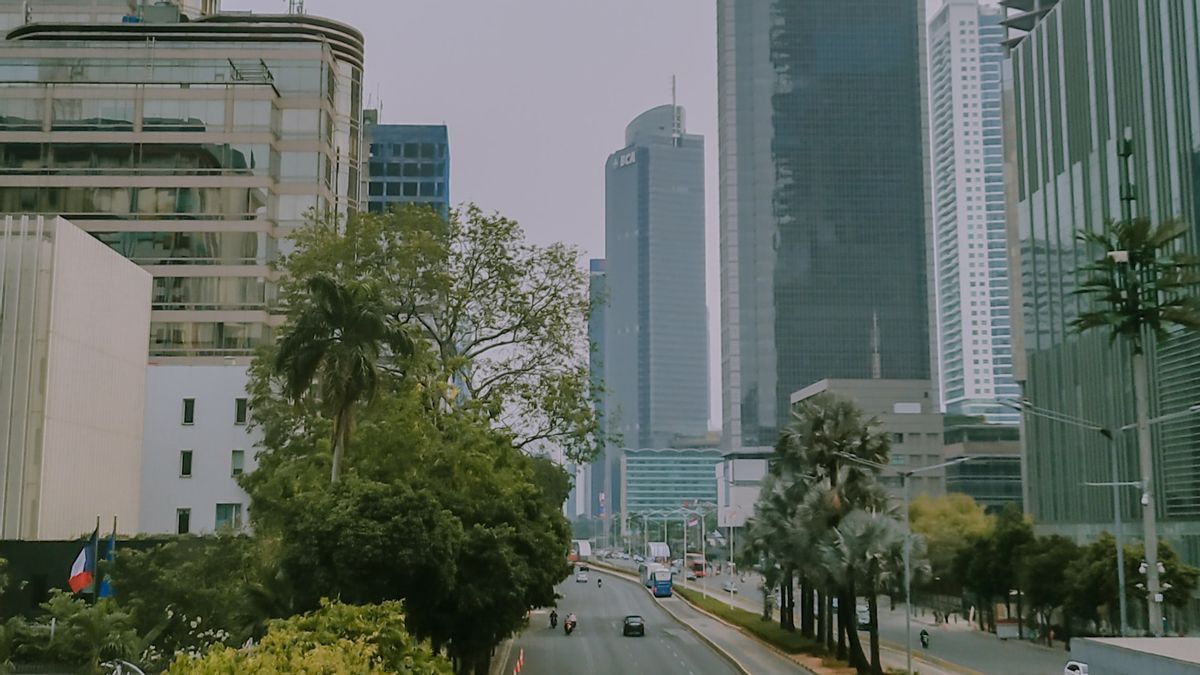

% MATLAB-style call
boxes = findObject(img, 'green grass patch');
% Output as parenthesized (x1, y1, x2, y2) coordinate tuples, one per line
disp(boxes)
(673, 586, 830, 658)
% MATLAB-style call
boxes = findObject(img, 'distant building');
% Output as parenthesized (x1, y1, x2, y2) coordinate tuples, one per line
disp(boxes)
(364, 111, 450, 217)
(0, 215, 150, 539)
(585, 259, 619, 533)
(603, 104, 708, 450)
(716, 0, 933, 452)
(790, 379, 946, 500)
(620, 448, 722, 520)
(941, 417, 1021, 512)
(927, 0, 1019, 424)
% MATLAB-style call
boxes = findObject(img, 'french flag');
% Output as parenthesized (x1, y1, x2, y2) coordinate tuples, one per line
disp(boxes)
(68, 529, 97, 594)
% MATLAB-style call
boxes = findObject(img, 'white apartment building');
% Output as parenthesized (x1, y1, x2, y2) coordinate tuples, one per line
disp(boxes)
(928, 0, 1019, 423)
(140, 364, 257, 534)
(0, 215, 150, 539)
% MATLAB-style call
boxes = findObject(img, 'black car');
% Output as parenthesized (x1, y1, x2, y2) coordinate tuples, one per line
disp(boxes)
(622, 615, 645, 637)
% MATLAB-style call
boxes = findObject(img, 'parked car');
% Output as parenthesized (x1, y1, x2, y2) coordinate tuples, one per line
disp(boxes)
(685, 570, 697, 581)
(633, 555, 645, 563)
(622, 615, 645, 637)
(575, 571, 589, 583)
(721, 581, 738, 594)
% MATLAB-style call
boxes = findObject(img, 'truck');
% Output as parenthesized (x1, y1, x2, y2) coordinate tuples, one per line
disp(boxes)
(1067, 637, 1200, 675)
(646, 541, 670, 565)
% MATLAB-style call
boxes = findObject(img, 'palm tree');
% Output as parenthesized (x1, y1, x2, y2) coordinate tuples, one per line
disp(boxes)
(1072, 216, 1200, 632)
(820, 508, 905, 675)
(274, 274, 413, 482)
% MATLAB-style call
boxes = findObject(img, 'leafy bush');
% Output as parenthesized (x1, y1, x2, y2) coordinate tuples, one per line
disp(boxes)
(166, 600, 451, 674)
(0, 591, 139, 672)
(673, 586, 826, 655)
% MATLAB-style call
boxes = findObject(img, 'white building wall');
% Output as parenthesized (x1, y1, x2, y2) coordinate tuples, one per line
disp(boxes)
(139, 364, 259, 534)
(1, 215, 149, 539)
(37, 218, 151, 539)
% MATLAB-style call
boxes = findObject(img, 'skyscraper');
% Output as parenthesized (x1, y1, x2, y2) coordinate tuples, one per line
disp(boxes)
(717, 1, 932, 450)
(364, 111, 450, 217)
(1005, 0, 1200, 566)
(603, 104, 708, 450)
(585, 258, 615, 524)
(928, 0, 1019, 423)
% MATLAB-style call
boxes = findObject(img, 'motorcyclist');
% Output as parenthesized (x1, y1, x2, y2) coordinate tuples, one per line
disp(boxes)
(920, 628, 930, 649)
(549, 609, 558, 628)
(597, 577, 603, 588)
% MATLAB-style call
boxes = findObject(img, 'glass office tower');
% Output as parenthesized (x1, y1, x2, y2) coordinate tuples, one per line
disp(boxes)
(0, 11, 365, 358)
(604, 104, 709, 450)
(1006, 0, 1200, 565)
(717, 1, 932, 449)
(364, 111, 449, 217)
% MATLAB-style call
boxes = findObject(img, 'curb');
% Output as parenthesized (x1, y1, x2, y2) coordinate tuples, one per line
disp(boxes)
(489, 636, 515, 675)
(592, 562, 755, 675)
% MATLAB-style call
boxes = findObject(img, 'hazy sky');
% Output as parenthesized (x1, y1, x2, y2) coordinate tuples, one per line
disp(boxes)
(231, 0, 723, 426)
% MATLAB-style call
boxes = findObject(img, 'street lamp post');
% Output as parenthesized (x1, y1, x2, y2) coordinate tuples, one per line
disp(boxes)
(837, 452, 974, 675)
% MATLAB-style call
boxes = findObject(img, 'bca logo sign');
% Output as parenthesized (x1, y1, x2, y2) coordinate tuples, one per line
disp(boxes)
(612, 151, 636, 168)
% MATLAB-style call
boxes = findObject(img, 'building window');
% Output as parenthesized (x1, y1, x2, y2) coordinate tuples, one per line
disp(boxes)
(402, 182, 418, 197)
(235, 398, 248, 425)
(215, 503, 242, 530)
(180, 450, 193, 477)
(890, 455, 907, 466)
(386, 182, 402, 196)
(368, 182, 383, 196)
(176, 508, 191, 534)
(891, 433, 905, 444)
(231, 449, 245, 476)
(182, 398, 195, 424)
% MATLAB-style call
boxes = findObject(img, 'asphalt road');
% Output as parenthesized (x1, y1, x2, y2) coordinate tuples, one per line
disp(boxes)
(502, 570, 741, 675)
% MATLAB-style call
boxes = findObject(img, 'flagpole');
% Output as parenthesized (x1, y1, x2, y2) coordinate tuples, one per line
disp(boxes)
(92, 515, 100, 602)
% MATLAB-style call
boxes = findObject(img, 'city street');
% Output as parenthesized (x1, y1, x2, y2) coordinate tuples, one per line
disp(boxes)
(604, 556, 1069, 675)
(501, 570, 740, 675)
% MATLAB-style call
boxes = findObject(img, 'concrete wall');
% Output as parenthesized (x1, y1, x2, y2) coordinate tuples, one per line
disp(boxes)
(1, 215, 150, 539)
(37, 218, 150, 538)
(139, 363, 258, 534)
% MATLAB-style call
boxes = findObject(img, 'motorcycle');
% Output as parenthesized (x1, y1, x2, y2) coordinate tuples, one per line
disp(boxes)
(563, 619, 577, 635)
(549, 612, 558, 629)
(919, 630, 930, 649)
(597, 577, 603, 588)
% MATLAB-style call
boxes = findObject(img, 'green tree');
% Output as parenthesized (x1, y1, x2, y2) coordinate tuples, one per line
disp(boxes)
(908, 493, 993, 594)
(1020, 535, 1080, 645)
(277, 205, 603, 463)
(1072, 215, 1200, 632)
(273, 274, 412, 482)
(109, 533, 288, 665)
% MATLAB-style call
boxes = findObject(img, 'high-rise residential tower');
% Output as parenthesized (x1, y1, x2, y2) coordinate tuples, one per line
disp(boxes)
(603, 104, 708, 450)
(364, 110, 450, 217)
(1005, 0, 1200, 567)
(928, 0, 1019, 423)
(717, 1, 933, 451)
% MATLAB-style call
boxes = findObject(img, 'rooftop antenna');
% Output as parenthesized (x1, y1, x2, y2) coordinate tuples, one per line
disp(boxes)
(870, 310, 882, 379)
(671, 74, 682, 147)
(287, 0, 304, 14)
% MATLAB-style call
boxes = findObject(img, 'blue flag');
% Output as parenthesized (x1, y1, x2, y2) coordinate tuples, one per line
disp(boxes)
(98, 530, 115, 598)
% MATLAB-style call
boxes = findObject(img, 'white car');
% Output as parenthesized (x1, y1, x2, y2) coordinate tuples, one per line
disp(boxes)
(575, 571, 588, 583)
(721, 581, 738, 594)
(1064, 662, 1088, 675)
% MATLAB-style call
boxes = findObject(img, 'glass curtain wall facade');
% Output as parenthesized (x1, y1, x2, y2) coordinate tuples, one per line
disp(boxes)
(586, 258, 618, 521)
(717, 0, 932, 450)
(0, 14, 364, 358)
(604, 105, 708, 449)
(364, 115, 449, 217)
(621, 448, 721, 516)
(1008, 0, 1200, 565)
(928, 0, 1019, 424)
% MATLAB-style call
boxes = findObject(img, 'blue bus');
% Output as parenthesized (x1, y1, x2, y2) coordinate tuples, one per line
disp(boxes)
(651, 568, 673, 598)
